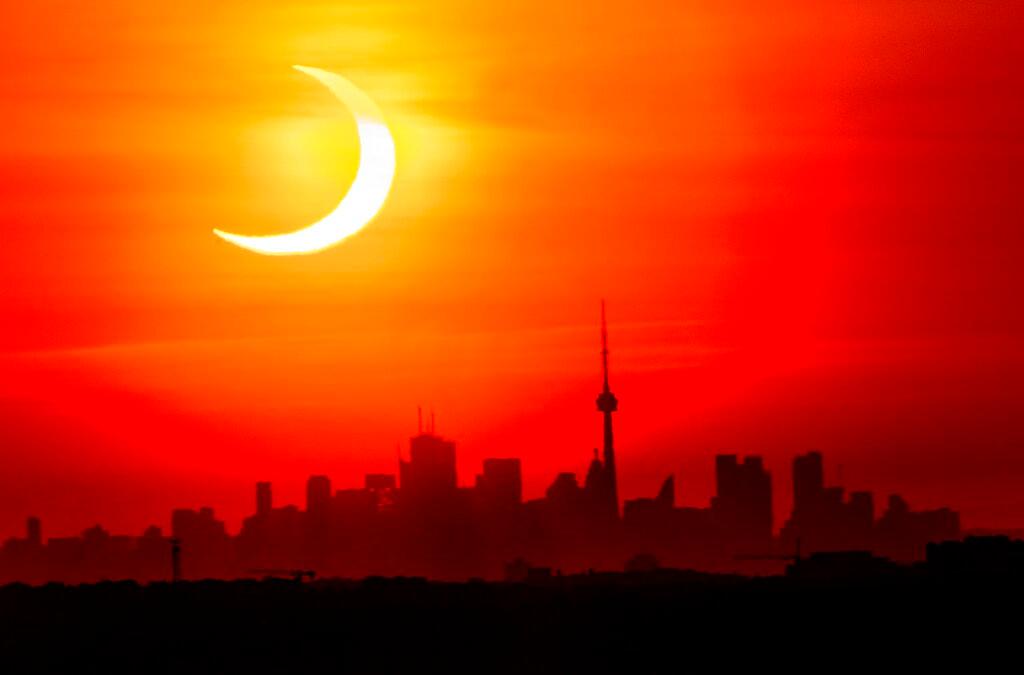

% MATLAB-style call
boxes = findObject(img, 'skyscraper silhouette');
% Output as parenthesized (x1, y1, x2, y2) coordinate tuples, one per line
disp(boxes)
(256, 482, 273, 517)
(792, 451, 824, 515)
(475, 458, 523, 509)
(399, 429, 458, 508)
(26, 517, 41, 548)
(712, 455, 773, 553)
(306, 476, 332, 515)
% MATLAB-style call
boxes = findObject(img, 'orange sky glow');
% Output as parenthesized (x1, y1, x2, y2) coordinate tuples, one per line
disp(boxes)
(0, 1, 1021, 538)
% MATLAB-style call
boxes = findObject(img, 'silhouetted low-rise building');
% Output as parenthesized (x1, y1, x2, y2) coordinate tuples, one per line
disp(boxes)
(786, 551, 903, 580)
(926, 536, 1024, 575)
(875, 495, 960, 562)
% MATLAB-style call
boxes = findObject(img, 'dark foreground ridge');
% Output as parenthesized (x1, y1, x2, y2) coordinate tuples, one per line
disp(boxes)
(1, 537, 1022, 674)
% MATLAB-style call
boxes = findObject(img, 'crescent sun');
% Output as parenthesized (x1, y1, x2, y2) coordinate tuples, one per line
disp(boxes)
(213, 65, 397, 256)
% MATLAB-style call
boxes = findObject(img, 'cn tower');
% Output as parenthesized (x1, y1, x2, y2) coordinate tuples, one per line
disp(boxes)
(596, 301, 619, 515)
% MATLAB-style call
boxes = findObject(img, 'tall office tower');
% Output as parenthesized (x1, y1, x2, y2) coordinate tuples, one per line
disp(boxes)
(475, 458, 523, 509)
(256, 481, 273, 516)
(306, 475, 332, 515)
(25, 516, 41, 547)
(792, 451, 824, 514)
(713, 454, 773, 548)
(400, 429, 458, 505)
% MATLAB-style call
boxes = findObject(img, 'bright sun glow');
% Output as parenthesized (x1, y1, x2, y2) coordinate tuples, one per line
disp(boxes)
(213, 66, 397, 256)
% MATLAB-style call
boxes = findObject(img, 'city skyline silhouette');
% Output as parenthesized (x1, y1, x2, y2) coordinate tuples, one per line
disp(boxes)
(0, 309, 967, 584)
(1, 2, 1022, 671)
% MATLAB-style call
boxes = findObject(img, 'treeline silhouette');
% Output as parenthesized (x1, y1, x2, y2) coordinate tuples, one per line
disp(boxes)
(0, 537, 1020, 674)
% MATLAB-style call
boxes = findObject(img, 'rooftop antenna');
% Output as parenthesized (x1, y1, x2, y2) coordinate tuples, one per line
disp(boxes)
(417, 406, 423, 434)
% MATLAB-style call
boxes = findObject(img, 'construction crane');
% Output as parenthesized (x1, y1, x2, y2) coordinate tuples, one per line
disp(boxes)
(248, 568, 317, 582)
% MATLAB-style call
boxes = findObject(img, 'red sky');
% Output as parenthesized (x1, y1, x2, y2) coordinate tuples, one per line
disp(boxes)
(0, 1, 1022, 539)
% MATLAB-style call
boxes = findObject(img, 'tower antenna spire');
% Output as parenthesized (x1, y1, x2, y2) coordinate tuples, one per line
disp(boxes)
(601, 299, 610, 392)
